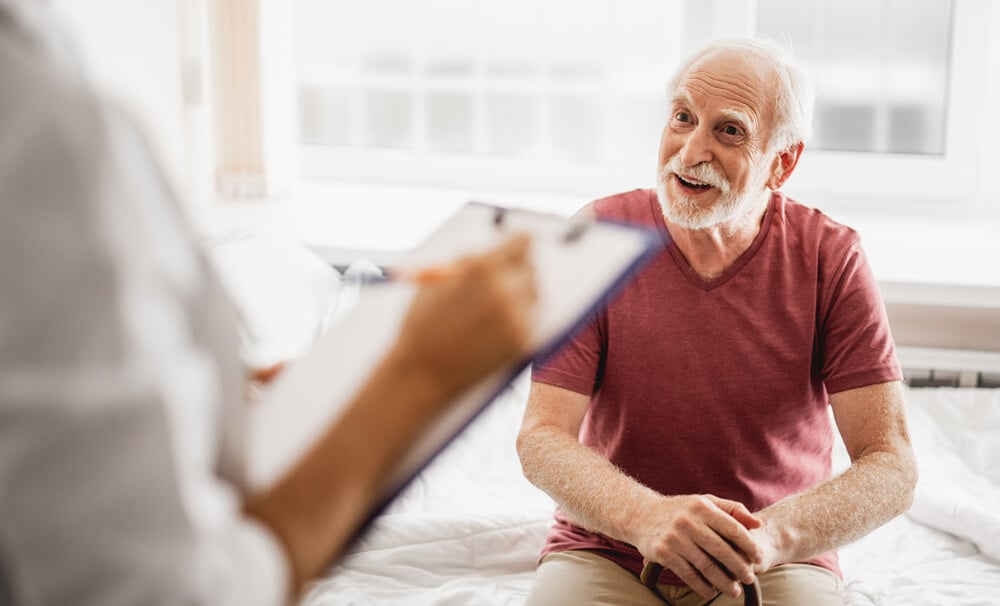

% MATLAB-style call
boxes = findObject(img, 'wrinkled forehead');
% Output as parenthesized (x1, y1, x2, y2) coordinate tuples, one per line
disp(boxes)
(674, 49, 778, 130)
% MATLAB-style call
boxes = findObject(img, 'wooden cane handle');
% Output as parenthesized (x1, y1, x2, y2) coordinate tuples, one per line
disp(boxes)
(640, 561, 762, 606)
(639, 561, 663, 588)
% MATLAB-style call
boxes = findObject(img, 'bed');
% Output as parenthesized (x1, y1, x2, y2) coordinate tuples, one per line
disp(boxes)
(294, 374, 1000, 606)
(207, 233, 1000, 606)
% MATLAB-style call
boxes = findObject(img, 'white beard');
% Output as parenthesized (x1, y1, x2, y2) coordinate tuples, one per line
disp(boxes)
(656, 158, 770, 230)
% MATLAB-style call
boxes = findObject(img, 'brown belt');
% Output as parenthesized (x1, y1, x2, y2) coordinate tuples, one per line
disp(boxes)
(640, 561, 762, 606)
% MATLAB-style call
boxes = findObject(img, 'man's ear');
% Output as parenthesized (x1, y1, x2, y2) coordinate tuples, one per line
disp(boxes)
(767, 141, 804, 190)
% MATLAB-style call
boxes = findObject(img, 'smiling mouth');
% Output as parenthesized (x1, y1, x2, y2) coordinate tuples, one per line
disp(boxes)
(674, 174, 714, 190)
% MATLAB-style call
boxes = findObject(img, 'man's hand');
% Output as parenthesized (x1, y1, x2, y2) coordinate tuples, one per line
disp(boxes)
(747, 522, 782, 575)
(634, 494, 764, 600)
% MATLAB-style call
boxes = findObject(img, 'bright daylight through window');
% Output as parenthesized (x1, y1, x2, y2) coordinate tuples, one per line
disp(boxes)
(291, 0, 991, 207)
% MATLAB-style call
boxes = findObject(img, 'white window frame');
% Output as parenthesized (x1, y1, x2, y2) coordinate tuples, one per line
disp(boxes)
(780, 0, 993, 212)
(215, 0, 998, 214)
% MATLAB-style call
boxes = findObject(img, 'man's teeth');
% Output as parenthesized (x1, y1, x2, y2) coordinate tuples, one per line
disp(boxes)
(679, 175, 711, 187)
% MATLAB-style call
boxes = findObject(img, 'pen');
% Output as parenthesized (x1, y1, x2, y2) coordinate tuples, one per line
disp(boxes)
(338, 265, 457, 286)
(391, 266, 457, 283)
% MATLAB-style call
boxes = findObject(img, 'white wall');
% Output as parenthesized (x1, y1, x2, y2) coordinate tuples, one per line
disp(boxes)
(979, 1, 1000, 208)
(48, 0, 198, 201)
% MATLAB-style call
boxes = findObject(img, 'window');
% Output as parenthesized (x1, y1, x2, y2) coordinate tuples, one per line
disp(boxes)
(293, 0, 688, 195)
(753, 0, 991, 209)
(287, 0, 993, 208)
(758, 0, 952, 156)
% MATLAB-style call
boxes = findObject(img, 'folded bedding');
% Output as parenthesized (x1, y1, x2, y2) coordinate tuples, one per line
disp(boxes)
(903, 388, 1000, 563)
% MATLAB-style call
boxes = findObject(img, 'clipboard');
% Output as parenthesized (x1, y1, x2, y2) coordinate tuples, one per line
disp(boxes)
(243, 202, 661, 523)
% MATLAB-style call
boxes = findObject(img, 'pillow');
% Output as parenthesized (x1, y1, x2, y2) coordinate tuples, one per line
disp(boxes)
(831, 385, 1000, 561)
(206, 232, 343, 369)
(904, 386, 1000, 486)
(904, 392, 1000, 561)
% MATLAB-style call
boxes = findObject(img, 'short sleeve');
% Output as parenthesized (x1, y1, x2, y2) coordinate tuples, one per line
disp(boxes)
(818, 240, 902, 394)
(531, 309, 606, 395)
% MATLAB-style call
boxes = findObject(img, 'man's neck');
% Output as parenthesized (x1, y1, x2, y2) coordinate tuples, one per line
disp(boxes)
(664, 195, 770, 281)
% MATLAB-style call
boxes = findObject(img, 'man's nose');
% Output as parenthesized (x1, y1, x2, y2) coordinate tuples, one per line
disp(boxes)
(677, 125, 714, 167)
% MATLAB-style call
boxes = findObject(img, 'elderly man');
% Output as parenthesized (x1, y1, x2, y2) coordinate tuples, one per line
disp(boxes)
(517, 37, 917, 605)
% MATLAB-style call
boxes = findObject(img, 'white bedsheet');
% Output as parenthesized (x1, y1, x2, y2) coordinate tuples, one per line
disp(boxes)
(207, 235, 1000, 605)
(904, 389, 1000, 564)
(301, 381, 1000, 605)
(303, 375, 549, 605)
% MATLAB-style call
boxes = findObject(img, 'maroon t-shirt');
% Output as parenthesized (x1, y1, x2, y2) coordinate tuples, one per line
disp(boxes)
(531, 189, 901, 584)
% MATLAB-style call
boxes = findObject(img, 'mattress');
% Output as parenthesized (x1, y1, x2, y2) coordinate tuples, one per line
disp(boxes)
(206, 234, 1000, 605)
(301, 377, 1000, 605)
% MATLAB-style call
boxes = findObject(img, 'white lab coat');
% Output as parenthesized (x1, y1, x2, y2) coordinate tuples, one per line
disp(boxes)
(0, 2, 288, 603)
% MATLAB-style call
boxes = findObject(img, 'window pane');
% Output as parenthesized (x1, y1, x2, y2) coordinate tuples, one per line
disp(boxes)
(482, 0, 543, 70)
(295, 0, 356, 66)
(607, 95, 665, 164)
(756, 0, 953, 155)
(486, 94, 539, 156)
(420, 0, 477, 78)
(358, 0, 413, 75)
(815, 103, 875, 152)
(550, 95, 603, 160)
(293, 0, 956, 176)
(363, 90, 413, 148)
(425, 92, 475, 153)
(543, 0, 609, 67)
(884, 0, 951, 154)
(299, 86, 352, 145)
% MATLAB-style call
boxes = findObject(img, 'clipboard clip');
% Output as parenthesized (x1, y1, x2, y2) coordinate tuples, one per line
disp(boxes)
(492, 207, 590, 244)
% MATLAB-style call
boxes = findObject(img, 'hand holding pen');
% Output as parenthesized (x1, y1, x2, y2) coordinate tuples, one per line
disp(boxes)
(391, 233, 538, 404)
(246, 234, 537, 400)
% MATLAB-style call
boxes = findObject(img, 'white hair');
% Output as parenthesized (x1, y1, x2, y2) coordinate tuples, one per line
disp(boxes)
(668, 37, 815, 153)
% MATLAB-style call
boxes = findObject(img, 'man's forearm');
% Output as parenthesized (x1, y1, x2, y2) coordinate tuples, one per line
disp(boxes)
(757, 447, 917, 567)
(517, 425, 661, 546)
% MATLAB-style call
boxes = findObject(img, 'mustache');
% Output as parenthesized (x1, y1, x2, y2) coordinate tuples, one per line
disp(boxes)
(660, 158, 731, 193)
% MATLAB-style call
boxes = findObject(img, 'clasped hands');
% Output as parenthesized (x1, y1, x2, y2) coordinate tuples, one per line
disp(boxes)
(633, 494, 778, 600)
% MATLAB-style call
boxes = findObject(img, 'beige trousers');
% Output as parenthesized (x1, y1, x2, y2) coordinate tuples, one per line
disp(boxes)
(524, 550, 844, 606)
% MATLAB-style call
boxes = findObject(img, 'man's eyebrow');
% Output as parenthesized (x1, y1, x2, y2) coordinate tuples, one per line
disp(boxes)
(669, 88, 694, 108)
(670, 88, 755, 131)
(720, 108, 754, 130)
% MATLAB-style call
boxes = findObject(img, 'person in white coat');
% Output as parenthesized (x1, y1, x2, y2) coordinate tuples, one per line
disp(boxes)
(0, 2, 537, 604)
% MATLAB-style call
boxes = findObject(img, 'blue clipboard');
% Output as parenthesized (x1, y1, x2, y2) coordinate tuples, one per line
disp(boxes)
(244, 201, 662, 540)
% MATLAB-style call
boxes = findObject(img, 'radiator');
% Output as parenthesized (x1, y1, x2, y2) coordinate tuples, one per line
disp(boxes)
(880, 281, 1000, 388)
(898, 346, 1000, 388)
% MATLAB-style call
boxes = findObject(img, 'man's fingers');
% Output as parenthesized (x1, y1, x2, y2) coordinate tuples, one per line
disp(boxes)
(689, 519, 758, 585)
(692, 554, 743, 600)
(711, 496, 763, 530)
(666, 557, 717, 600)
(638, 496, 765, 599)
(665, 497, 759, 582)
(664, 548, 741, 600)
(703, 498, 764, 566)
(651, 506, 754, 598)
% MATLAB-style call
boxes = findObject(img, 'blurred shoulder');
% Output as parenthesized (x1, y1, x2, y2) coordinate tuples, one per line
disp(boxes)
(0, 1, 106, 163)
(581, 188, 660, 227)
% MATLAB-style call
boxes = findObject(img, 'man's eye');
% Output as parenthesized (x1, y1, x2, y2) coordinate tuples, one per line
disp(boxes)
(722, 125, 742, 136)
(675, 112, 691, 123)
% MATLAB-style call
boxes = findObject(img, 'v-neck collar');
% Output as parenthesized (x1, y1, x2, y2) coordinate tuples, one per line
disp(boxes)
(646, 190, 776, 291)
